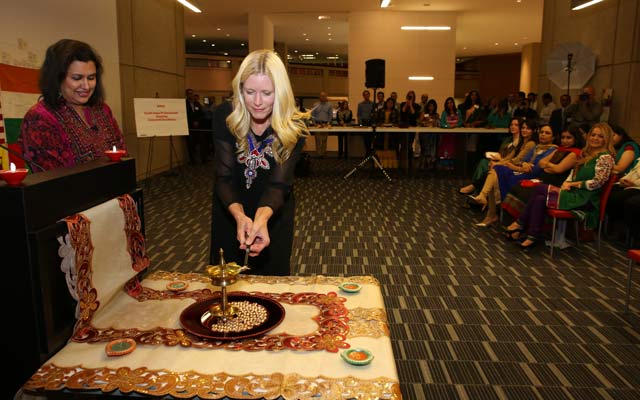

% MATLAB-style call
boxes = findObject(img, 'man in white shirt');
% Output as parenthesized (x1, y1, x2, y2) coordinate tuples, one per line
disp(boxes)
(311, 91, 333, 157)
(539, 92, 556, 124)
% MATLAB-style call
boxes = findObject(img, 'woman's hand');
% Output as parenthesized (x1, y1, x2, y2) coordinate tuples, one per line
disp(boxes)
(245, 206, 274, 256)
(235, 214, 253, 249)
(561, 181, 581, 191)
(246, 219, 270, 256)
(521, 162, 533, 173)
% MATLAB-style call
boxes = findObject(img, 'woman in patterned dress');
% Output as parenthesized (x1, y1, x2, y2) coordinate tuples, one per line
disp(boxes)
(210, 50, 308, 276)
(18, 39, 125, 172)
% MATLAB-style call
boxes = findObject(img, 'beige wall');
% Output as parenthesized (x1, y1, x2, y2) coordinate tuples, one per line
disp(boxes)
(0, 0, 121, 122)
(520, 43, 541, 95)
(538, 0, 640, 138)
(348, 11, 456, 112)
(117, 0, 187, 179)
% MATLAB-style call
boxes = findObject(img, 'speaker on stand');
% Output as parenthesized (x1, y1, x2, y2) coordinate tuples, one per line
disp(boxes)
(344, 59, 391, 181)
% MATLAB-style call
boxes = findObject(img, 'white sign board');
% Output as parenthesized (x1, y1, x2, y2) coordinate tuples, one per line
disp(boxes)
(134, 98, 188, 137)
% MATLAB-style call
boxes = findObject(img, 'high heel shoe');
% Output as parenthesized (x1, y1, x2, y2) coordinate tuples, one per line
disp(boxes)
(519, 237, 538, 252)
(474, 217, 498, 228)
(459, 184, 475, 195)
(467, 194, 488, 211)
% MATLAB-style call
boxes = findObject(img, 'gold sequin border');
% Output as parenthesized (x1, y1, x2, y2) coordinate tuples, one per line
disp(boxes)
(24, 364, 402, 400)
(146, 271, 381, 287)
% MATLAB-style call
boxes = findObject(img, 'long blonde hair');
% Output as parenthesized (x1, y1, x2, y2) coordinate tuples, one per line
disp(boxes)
(578, 122, 615, 167)
(227, 49, 308, 163)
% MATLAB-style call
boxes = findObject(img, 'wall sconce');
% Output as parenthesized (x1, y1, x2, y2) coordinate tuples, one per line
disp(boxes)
(571, 0, 604, 10)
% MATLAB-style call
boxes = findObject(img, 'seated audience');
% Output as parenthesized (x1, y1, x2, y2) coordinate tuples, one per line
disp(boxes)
(505, 123, 615, 251)
(470, 122, 557, 227)
(502, 126, 583, 219)
(459, 117, 522, 195)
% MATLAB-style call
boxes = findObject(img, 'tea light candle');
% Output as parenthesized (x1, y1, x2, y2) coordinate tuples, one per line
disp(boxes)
(0, 162, 29, 186)
(105, 145, 126, 162)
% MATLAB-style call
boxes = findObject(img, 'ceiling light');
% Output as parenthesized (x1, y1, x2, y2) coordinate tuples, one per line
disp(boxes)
(326, 56, 339, 59)
(514, 42, 519, 46)
(294, 50, 298, 53)
(303, 33, 307, 36)
(494, 42, 499, 45)
(191, 34, 196, 38)
(176, 0, 201, 13)
(226, 34, 230, 37)
(401, 26, 451, 31)
(409, 76, 434, 81)
(571, 0, 603, 9)
(224, 52, 228, 55)
(328, 33, 332, 36)
(328, 38, 332, 41)
(380, 0, 391, 8)
(202, 39, 207, 42)
(241, 43, 245, 46)
(318, 15, 331, 20)
(211, 44, 215, 47)
(305, 38, 309, 41)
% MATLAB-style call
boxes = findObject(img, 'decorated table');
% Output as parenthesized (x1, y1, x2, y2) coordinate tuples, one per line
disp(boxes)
(19, 196, 400, 400)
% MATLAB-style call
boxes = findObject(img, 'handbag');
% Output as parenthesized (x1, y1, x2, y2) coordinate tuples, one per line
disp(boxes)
(412, 134, 421, 158)
(520, 179, 541, 188)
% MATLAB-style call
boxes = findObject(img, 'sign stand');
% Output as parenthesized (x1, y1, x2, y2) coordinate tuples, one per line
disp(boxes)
(133, 98, 189, 193)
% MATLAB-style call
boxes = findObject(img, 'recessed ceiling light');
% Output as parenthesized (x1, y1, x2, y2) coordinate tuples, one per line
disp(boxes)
(318, 15, 331, 20)
(463, 46, 468, 50)
(328, 38, 332, 41)
(202, 39, 207, 43)
(494, 42, 499, 45)
(294, 50, 298, 53)
(176, 0, 201, 13)
(328, 33, 332, 36)
(211, 44, 215, 47)
(191, 34, 196, 38)
(514, 42, 519, 46)
(224, 52, 228, 55)
(216, 27, 221, 31)
(571, 0, 604, 10)
(226, 34, 230, 37)
(305, 38, 309, 41)
(380, 0, 391, 8)
(241, 43, 245, 46)
(226, 60, 231, 63)
(409, 76, 434, 80)
(303, 33, 307, 36)
(401, 26, 451, 31)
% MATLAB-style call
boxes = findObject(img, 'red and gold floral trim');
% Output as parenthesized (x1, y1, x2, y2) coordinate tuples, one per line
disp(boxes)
(24, 364, 401, 399)
(117, 195, 149, 273)
(65, 214, 99, 325)
(72, 291, 350, 352)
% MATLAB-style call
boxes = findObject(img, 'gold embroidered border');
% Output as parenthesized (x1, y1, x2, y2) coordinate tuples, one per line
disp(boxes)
(117, 195, 150, 273)
(347, 308, 390, 338)
(72, 291, 351, 352)
(24, 364, 402, 400)
(146, 271, 381, 287)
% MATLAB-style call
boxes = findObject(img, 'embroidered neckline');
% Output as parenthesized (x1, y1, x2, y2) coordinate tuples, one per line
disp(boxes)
(237, 131, 274, 189)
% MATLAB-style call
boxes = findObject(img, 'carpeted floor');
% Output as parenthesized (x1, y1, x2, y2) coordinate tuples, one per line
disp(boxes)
(142, 158, 640, 400)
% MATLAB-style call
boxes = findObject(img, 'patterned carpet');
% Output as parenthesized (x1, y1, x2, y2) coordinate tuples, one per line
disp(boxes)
(143, 157, 640, 400)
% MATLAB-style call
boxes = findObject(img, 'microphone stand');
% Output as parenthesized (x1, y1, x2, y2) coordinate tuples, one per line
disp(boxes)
(565, 53, 573, 97)
(344, 87, 391, 181)
(0, 143, 44, 172)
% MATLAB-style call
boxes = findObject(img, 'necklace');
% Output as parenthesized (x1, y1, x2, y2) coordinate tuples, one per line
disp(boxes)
(237, 131, 274, 189)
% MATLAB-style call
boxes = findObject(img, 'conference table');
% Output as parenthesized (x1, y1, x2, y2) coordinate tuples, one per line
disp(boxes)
(309, 125, 509, 174)
(20, 271, 401, 399)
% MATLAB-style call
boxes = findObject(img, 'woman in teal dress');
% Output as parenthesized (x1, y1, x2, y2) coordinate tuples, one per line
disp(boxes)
(505, 122, 616, 251)
(611, 125, 639, 175)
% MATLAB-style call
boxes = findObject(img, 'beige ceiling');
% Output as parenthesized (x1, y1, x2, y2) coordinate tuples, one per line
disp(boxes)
(184, 0, 543, 60)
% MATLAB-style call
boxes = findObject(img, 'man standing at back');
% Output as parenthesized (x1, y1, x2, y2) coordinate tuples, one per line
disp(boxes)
(311, 91, 333, 158)
(357, 90, 374, 152)
(549, 94, 571, 136)
(566, 85, 602, 129)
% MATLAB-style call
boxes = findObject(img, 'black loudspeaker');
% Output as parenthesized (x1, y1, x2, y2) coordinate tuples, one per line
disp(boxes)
(365, 59, 385, 89)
